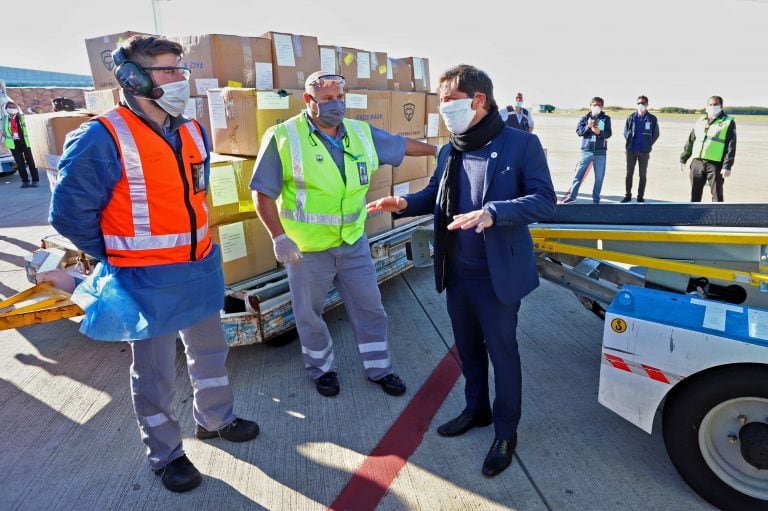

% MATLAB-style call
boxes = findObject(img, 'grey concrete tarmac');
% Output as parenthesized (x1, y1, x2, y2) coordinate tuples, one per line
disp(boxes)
(1, 116, 753, 510)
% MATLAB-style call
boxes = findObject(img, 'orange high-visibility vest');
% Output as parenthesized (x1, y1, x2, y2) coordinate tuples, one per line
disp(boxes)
(98, 106, 212, 267)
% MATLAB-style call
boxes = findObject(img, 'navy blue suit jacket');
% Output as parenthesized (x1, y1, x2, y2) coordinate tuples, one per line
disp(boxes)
(398, 126, 556, 304)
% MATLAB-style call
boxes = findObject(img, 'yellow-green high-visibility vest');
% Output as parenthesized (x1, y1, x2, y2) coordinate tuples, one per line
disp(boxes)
(692, 114, 733, 163)
(273, 113, 379, 252)
(2, 114, 31, 149)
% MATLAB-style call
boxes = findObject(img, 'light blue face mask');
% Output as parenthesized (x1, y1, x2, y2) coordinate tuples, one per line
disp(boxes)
(312, 98, 346, 127)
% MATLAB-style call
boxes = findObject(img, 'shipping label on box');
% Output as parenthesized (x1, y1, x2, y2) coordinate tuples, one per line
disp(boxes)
(207, 154, 258, 227)
(211, 217, 277, 285)
(345, 90, 390, 131)
(84, 88, 120, 115)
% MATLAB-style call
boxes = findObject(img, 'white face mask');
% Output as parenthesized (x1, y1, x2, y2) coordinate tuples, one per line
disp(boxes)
(706, 104, 721, 117)
(591, 106, 602, 116)
(154, 79, 190, 117)
(6, 108, 18, 115)
(439, 98, 475, 134)
(637, 104, 647, 114)
(515, 101, 523, 108)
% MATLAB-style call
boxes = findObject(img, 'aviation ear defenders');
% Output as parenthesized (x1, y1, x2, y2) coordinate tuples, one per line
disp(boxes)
(112, 47, 162, 99)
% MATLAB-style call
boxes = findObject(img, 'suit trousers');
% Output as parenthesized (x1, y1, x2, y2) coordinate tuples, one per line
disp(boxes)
(446, 271, 522, 440)
(625, 151, 650, 198)
(129, 312, 235, 470)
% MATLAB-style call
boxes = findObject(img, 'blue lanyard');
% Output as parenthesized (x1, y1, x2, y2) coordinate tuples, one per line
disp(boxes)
(314, 128, 360, 161)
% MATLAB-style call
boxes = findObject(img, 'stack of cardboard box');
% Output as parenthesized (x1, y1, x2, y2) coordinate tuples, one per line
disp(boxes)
(77, 28, 436, 286)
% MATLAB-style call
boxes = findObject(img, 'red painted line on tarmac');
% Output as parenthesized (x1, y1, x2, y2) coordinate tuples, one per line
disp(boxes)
(328, 344, 462, 511)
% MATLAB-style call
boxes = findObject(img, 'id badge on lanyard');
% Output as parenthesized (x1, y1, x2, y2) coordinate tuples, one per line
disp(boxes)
(191, 163, 206, 193)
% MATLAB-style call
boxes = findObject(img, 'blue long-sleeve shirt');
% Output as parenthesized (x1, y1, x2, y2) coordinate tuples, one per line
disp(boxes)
(49, 108, 224, 342)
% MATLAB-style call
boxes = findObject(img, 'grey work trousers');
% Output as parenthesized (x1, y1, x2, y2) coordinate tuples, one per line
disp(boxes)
(129, 312, 235, 470)
(286, 235, 393, 381)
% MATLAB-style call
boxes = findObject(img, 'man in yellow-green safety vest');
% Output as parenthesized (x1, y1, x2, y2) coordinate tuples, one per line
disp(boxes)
(249, 71, 437, 398)
(680, 95, 737, 202)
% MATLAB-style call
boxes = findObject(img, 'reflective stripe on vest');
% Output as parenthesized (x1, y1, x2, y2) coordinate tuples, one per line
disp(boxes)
(693, 114, 733, 162)
(275, 114, 378, 251)
(99, 107, 211, 265)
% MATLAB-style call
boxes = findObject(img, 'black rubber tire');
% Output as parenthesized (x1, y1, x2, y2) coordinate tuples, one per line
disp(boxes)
(662, 366, 768, 511)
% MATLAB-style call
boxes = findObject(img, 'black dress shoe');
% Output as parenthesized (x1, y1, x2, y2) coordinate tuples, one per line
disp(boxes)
(368, 373, 406, 396)
(637, 197, 645, 203)
(20, 182, 30, 188)
(482, 438, 516, 477)
(153, 454, 202, 492)
(196, 417, 260, 442)
(315, 371, 340, 397)
(620, 195, 632, 203)
(437, 410, 493, 437)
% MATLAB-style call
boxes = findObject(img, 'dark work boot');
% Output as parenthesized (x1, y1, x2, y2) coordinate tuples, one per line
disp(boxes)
(153, 454, 202, 493)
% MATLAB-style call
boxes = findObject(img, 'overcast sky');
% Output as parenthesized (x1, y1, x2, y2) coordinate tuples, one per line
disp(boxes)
(1, 0, 766, 109)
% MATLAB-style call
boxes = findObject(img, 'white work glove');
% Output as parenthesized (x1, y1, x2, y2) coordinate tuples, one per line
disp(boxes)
(723, 169, 732, 178)
(680, 162, 687, 173)
(272, 234, 303, 264)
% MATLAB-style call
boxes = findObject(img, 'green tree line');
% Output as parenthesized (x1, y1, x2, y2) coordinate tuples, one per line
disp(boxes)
(658, 106, 768, 115)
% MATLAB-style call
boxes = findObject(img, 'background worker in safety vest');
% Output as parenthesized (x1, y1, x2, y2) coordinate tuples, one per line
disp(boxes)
(250, 71, 437, 399)
(367, 64, 556, 478)
(1, 100, 40, 188)
(680, 95, 737, 202)
(504, 92, 534, 133)
(49, 35, 259, 494)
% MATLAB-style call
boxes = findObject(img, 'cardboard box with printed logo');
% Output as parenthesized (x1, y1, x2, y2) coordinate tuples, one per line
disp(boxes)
(85, 31, 154, 91)
(207, 154, 259, 227)
(261, 32, 321, 90)
(390, 91, 426, 139)
(207, 87, 305, 156)
(210, 217, 277, 285)
(169, 34, 273, 97)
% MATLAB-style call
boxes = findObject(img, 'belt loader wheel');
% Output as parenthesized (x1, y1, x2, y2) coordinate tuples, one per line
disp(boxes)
(662, 366, 768, 511)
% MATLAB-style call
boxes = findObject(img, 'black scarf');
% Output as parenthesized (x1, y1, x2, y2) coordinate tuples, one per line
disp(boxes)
(436, 105, 505, 259)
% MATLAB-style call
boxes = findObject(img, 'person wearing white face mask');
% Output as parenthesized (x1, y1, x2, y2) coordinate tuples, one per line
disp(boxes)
(561, 97, 612, 204)
(504, 92, 534, 133)
(1, 100, 39, 188)
(680, 95, 737, 202)
(621, 95, 660, 203)
(367, 64, 556, 478)
(49, 35, 260, 493)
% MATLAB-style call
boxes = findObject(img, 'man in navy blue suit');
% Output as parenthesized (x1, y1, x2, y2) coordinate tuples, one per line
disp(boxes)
(367, 64, 556, 477)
